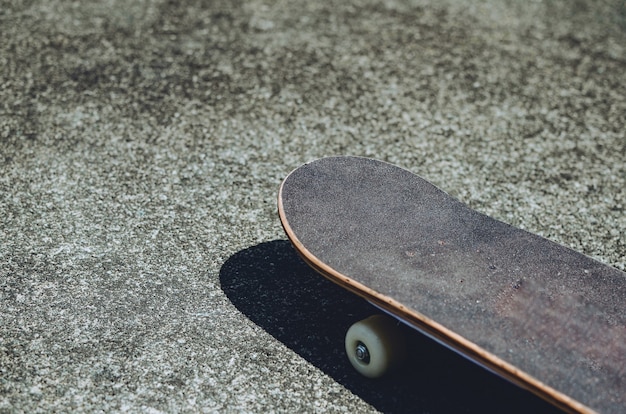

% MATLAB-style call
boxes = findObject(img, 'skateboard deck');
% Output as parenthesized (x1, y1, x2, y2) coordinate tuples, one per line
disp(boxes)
(278, 156, 625, 414)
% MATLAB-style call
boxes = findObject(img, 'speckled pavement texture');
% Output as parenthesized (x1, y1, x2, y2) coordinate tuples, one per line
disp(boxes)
(1, 0, 625, 413)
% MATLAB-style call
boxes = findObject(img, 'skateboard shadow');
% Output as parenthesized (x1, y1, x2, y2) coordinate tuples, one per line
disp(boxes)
(219, 240, 563, 414)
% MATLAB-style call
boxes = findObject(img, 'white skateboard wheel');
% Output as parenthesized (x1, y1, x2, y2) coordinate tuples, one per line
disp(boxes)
(345, 314, 407, 378)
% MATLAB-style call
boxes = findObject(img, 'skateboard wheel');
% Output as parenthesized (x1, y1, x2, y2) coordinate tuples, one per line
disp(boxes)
(345, 314, 407, 378)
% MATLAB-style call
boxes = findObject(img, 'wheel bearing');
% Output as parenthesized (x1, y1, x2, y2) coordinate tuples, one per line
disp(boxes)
(355, 341, 370, 364)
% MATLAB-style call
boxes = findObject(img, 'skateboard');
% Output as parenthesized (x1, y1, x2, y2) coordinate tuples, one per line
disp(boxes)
(278, 156, 625, 414)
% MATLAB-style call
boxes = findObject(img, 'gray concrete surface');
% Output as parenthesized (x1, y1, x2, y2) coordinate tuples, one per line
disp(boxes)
(1, 0, 624, 412)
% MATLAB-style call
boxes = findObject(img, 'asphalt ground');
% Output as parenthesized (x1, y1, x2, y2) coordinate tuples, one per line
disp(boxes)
(1, 0, 625, 412)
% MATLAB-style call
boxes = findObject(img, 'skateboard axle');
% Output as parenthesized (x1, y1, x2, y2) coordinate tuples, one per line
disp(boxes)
(355, 341, 370, 364)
